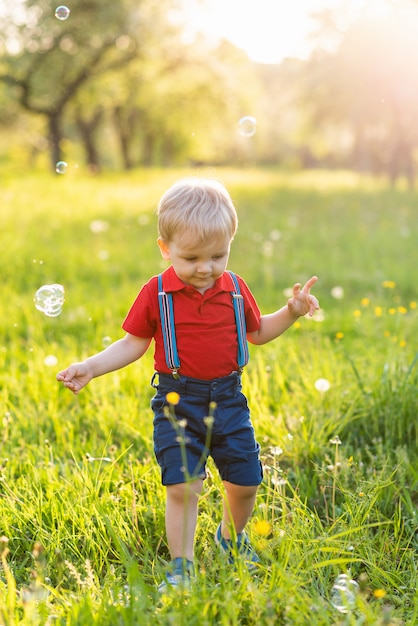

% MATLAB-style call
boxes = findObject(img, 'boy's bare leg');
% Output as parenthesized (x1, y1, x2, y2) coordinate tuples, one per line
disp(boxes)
(221, 481, 258, 539)
(165, 479, 203, 561)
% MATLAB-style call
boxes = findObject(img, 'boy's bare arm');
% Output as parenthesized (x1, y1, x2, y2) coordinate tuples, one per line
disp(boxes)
(248, 276, 319, 345)
(56, 333, 151, 394)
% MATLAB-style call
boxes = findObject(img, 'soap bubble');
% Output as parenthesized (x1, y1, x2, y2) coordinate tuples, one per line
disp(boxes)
(34, 284, 65, 318)
(330, 574, 359, 613)
(55, 161, 68, 174)
(238, 116, 257, 137)
(55, 6, 70, 20)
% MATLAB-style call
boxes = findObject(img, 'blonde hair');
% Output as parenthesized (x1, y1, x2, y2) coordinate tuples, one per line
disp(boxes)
(157, 178, 238, 243)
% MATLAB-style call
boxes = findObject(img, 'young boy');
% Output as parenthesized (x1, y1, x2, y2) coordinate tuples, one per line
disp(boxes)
(57, 178, 319, 590)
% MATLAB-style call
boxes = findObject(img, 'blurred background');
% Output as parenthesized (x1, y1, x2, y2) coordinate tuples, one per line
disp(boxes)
(1, 0, 418, 185)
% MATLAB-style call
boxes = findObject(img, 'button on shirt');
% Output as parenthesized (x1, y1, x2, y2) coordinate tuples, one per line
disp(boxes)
(122, 266, 261, 380)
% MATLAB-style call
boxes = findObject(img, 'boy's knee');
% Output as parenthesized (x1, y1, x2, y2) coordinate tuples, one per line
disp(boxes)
(166, 480, 203, 502)
(224, 481, 259, 499)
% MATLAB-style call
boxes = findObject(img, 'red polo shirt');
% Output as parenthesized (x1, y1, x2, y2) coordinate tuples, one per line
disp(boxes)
(122, 266, 261, 380)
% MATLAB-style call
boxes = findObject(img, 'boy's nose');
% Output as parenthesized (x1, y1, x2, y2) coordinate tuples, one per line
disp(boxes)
(196, 261, 212, 273)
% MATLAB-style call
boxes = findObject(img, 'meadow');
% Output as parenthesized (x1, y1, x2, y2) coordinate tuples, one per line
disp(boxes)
(0, 167, 417, 625)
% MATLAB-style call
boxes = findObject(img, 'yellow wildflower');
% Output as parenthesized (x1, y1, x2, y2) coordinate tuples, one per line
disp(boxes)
(397, 306, 407, 314)
(388, 308, 396, 315)
(374, 306, 382, 317)
(382, 280, 396, 288)
(361, 298, 370, 306)
(353, 310, 361, 317)
(373, 589, 386, 599)
(166, 392, 180, 405)
(253, 520, 272, 537)
(410, 301, 417, 309)
(335, 332, 344, 339)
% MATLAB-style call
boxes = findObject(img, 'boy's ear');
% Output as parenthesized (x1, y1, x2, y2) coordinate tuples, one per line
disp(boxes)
(157, 238, 171, 260)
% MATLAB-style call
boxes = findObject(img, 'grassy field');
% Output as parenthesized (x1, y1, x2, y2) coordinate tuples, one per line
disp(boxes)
(0, 167, 417, 625)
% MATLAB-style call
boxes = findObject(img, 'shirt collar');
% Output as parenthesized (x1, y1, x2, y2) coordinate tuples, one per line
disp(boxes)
(161, 266, 234, 293)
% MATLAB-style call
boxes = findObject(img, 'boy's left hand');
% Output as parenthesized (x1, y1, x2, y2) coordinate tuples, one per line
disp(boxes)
(288, 276, 319, 318)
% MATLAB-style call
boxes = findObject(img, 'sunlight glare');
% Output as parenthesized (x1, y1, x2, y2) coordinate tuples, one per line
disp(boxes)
(179, 0, 417, 63)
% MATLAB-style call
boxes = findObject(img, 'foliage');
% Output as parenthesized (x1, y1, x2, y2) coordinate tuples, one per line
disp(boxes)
(2, 3, 418, 179)
(0, 168, 417, 624)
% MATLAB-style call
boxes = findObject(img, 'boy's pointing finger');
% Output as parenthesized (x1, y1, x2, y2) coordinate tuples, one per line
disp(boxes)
(302, 276, 318, 292)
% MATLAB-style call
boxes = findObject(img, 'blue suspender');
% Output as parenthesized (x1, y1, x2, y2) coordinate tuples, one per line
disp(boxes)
(157, 271, 249, 378)
(158, 274, 181, 379)
(227, 270, 250, 368)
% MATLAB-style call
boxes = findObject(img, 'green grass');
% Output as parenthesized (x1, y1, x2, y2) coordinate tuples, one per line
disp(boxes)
(1, 167, 417, 625)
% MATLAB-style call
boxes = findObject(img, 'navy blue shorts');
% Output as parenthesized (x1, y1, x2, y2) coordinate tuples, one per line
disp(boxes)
(151, 372, 263, 487)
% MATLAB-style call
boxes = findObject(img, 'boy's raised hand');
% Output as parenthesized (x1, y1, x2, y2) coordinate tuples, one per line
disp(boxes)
(56, 362, 93, 395)
(287, 276, 319, 318)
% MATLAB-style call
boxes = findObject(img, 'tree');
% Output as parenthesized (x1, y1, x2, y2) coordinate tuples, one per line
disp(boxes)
(299, 6, 418, 184)
(0, 0, 177, 170)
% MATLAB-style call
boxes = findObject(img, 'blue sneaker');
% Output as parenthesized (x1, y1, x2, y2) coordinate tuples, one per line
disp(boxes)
(215, 524, 260, 573)
(158, 558, 194, 592)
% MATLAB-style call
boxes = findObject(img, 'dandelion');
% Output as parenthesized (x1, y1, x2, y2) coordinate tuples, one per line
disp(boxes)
(330, 435, 341, 445)
(374, 306, 383, 317)
(397, 306, 407, 314)
(271, 476, 287, 488)
(90, 219, 109, 233)
(315, 378, 331, 392)
(382, 280, 396, 289)
(44, 355, 58, 367)
(311, 309, 325, 322)
(203, 416, 214, 428)
(293, 321, 301, 330)
(253, 520, 272, 537)
(410, 301, 417, 309)
(331, 286, 344, 299)
(360, 298, 370, 306)
(388, 308, 396, 315)
(97, 250, 110, 261)
(399, 340, 406, 348)
(353, 309, 361, 317)
(270, 446, 283, 457)
(335, 332, 344, 339)
(177, 419, 187, 428)
(373, 589, 386, 599)
(262, 241, 274, 257)
(269, 229, 282, 241)
(166, 392, 180, 405)
(383, 330, 391, 337)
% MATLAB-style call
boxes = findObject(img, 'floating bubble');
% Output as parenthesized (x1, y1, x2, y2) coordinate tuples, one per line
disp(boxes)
(55, 161, 68, 174)
(102, 336, 112, 348)
(330, 574, 359, 613)
(55, 5, 70, 20)
(238, 116, 257, 137)
(34, 284, 65, 318)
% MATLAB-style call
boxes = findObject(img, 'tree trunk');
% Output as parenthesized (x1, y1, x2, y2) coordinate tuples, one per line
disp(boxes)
(113, 106, 134, 170)
(75, 107, 103, 172)
(48, 114, 63, 171)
